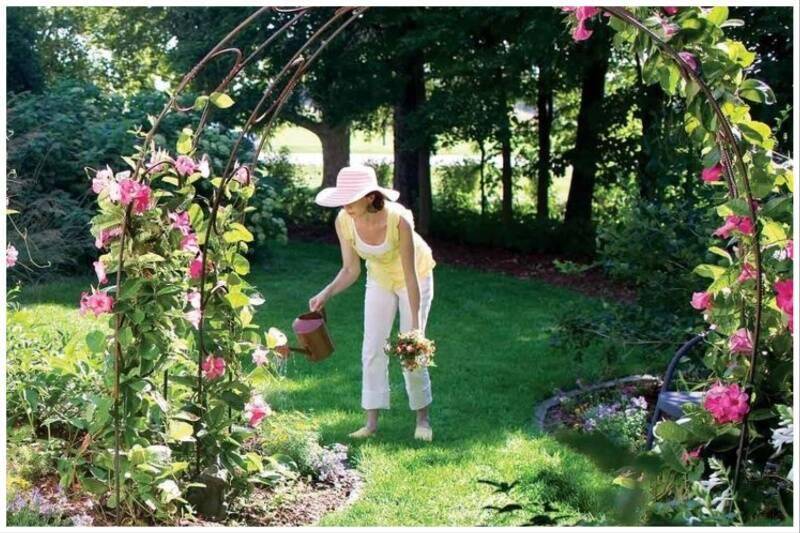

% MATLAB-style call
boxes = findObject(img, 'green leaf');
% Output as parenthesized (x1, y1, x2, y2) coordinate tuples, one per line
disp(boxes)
(705, 6, 729, 26)
(177, 127, 194, 155)
(708, 246, 732, 264)
(223, 223, 254, 243)
(739, 78, 776, 105)
(86, 330, 107, 353)
(724, 40, 755, 68)
(226, 289, 250, 309)
(232, 254, 250, 275)
(693, 264, 726, 280)
(738, 120, 775, 150)
(209, 92, 235, 109)
(761, 220, 787, 246)
(655, 420, 689, 443)
(168, 420, 195, 443)
(193, 95, 209, 110)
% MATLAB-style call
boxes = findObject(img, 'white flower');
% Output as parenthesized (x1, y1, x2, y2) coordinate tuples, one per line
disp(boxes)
(252, 346, 269, 366)
(770, 424, 793, 455)
(266, 327, 287, 349)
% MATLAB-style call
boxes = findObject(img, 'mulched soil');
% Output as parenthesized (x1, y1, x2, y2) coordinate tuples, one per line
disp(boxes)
(288, 224, 637, 303)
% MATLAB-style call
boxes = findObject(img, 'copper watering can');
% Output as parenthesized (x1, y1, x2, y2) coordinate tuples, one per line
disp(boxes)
(288, 307, 334, 362)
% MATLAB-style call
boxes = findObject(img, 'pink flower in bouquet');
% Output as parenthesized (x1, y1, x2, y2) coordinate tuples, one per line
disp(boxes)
(79, 289, 114, 317)
(690, 291, 712, 311)
(252, 347, 269, 366)
(701, 164, 723, 183)
(93, 260, 107, 284)
(185, 308, 202, 329)
(737, 263, 757, 283)
(95, 226, 123, 249)
(704, 382, 749, 424)
(244, 394, 272, 427)
(201, 355, 226, 380)
(181, 232, 200, 253)
(728, 328, 753, 354)
(169, 211, 192, 235)
(175, 155, 198, 177)
(92, 166, 114, 194)
(681, 446, 702, 463)
(678, 51, 699, 73)
(6, 244, 19, 268)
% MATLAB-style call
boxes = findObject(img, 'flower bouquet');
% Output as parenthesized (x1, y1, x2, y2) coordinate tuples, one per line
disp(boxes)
(384, 329, 436, 371)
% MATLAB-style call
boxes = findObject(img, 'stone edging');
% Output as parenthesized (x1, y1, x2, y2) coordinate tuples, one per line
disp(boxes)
(533, 374, 662, 432)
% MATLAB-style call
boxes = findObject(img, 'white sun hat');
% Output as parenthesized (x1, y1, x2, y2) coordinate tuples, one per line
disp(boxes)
(314, 166, 400, 207)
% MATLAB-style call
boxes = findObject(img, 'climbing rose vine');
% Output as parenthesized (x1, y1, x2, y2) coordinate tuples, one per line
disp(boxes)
(562, 6, 794, 525)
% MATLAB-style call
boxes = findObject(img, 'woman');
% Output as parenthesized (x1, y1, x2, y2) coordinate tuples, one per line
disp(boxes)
(309, 166, 436, 441)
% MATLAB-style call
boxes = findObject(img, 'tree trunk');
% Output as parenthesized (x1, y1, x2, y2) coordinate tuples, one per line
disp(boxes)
(634, 55, 664, 201)
(564, 29, 611, 229)
(318, 123, 351, 188)
(536, 65, 553, 221)
(417, 146, 432, 236)
(500, 126, 513, 226)
(478, 141, 487, 216)
(393, 46, 427, 220)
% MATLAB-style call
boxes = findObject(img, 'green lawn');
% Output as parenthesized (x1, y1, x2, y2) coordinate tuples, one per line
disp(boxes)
(12, 241, 651, 526)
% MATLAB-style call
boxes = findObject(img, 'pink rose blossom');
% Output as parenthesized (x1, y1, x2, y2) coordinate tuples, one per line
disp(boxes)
(737, 263, 756, 283)
(79, 289, 115, 317)
(701, 163, 723, 183)
(704, 382, 749, 424)
(728, 328, 753, 354)
(244, 394, 272, 427)
(201, 355, 226, 380)
(175, 155, 198, 177)
(6, 244, 19, 268)
(252, 347, 269, 366)
(93, 260, 108, 284)
(690, 291, 712, 311)
(678, 51, 698, 73)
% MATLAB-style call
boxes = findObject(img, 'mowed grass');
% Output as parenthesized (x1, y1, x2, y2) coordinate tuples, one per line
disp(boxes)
(12, 242, 646, 526)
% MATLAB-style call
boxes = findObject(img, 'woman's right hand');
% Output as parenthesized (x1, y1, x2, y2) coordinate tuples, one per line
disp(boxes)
(309, 288, 329, 312)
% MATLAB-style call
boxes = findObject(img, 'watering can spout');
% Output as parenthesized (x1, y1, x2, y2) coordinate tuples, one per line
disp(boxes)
(289, 308, 334, 362)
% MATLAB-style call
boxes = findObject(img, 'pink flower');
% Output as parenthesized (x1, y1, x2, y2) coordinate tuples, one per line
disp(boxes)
(775, 279, 793, 315)
(703, 382, 749, 424)
(92, 166, 114, 194)
(95, 226, 123, 249)
(169, 211, 192, 235)
(119, 178, 139, 205)
(147, 147, 173, 174)
(573, 19, 593, 41)
(201, 355, 226, 380)
(198, 156, 211, 178)
(232, 163, 251, 185)
(131, 183, 153, 214)
(660, 19, 679, 40)
(701, 163, 723, 183)
(690, 291, 712, 311)
(93, 260, 107, 284)
(188, 257, 211, 279)
(186, 289, 202, 309)
(786, 240, 794, 261)
(678, 51, 698, 73)
(79, 289, 115, 317)
(252, 347, 269, 366)
(737, 263, 757, 283)
(6, 244, 19, 268)
(175, 155, 198, 177)
(728, 328, 753, 354)
(681, 446, 702, 463)
(185, 308, 202, 329)
(244, 394, 272, 427)
(181, 233, 200, 253)
(663, 7, 679, 16)
(713, 215, 754, 239)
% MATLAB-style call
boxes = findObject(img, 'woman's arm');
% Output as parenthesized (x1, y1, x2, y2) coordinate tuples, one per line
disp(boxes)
(398, 216, 421, 330)
(309, 214, 361, 311)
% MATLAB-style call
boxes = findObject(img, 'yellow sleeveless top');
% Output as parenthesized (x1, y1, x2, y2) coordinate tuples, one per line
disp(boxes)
(337, 201, 436, 291)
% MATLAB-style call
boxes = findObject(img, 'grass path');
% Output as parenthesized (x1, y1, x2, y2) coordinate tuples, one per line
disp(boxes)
(14, 241, 653, 526)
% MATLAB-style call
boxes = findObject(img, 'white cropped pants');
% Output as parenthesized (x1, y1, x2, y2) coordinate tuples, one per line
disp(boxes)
(361, 273, 434, 410)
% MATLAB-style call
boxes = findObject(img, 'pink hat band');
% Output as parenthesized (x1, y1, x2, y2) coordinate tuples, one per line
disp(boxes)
(315, 166, 400, 207)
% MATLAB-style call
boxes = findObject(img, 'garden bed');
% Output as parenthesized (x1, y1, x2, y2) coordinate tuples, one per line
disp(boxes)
(534, 375, 662, 452)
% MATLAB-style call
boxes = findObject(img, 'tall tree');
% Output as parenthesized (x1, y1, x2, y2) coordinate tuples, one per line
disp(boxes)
(564, 23, 611, 232)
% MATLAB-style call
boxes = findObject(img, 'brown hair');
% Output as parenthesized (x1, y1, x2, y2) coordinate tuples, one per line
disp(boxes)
(366, 191, 385, 212)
